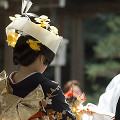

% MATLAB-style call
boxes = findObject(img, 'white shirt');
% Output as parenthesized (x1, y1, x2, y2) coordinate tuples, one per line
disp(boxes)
(82, 74, 120, 120)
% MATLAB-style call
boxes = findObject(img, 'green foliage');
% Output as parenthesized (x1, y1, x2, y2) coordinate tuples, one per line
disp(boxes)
(107, 15, 120, 32)
(86, 61, 120, 80)
(85, 13, 120, 80)
(94, 35, 120, 59)
(84, 83, 106, 105)
(84, 13, 120, 103)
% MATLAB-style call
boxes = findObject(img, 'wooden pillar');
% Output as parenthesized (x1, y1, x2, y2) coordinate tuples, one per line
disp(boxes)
(4, 12, 14, 75)
(0, 10, 13, 74)
(71, 15, 84, 87)
(0, 10, 5, 72)
(4, 45, 15, 75)
(4, 11, 20, 75)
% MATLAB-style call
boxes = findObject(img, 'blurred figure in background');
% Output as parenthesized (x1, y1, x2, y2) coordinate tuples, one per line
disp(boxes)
(82, 73, 120, 120)
(63, 80, 83, 95)
(115, 96, 120, 120)
(63, 80, 85, 120)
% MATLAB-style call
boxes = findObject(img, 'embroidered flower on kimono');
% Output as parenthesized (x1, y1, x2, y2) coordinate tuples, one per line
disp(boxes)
(67, 116, 72, 120)
(62, 110, 66, 115)
(47, 86, 60, 98)
(47, 109, 54, 120)
(50, 88, 56, 92)
(45, 97, 52, 104)
(42, 97, 52, 107)
(47, 93, 53, 98)
(41, 99, 47, 107)
(55, 112, 62, 120)
(56, 87, 60, 90)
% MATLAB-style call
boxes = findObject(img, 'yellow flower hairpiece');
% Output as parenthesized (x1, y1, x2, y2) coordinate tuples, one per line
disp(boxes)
(35, 15, 59, 35)
(50, 26, 58, 35)
(9, 14, 22, 21)
(38, 21, 49, 29)
(9, 14, 59, 36)
(26, 39, 42, 51)
(7, 32, 19, 47)
(35, 15, 50, 29)
(35, 15, 50, 22)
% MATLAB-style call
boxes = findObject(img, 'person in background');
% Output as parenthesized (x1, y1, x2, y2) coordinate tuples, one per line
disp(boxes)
(107, 74, 120, 120)
(82, 73, 120, 120)
(98, 73, 120, 116)
(63, 80, 83, 95)
(115, 96, 120, 120)
(0, 0, 76, 119)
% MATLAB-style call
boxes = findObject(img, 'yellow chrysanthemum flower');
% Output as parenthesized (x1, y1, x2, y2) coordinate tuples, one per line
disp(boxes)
(35, 15, 50, 23)
(14, 14, 21, 18)
(39, 15, 50, 22)
(34, 15, 59, 35)
(9, 14, 21, 21)
(7, 32, 18, 47)
(9, 16, 15, 21)
(26, 39, 42, 51)
(50, 26, 58, 35)
(40, 22, 49, 29)
(35, 16, 50, 29)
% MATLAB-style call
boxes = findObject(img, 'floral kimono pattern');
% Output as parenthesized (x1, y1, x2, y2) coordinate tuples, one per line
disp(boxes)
(40, 85, 75, 120)
(0, 70, 76, 120)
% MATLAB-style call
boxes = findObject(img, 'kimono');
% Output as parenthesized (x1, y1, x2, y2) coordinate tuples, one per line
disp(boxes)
(0, 70, 76, 120)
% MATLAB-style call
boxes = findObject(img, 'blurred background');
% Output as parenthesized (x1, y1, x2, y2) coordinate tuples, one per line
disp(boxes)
(1, 0, 120, 105)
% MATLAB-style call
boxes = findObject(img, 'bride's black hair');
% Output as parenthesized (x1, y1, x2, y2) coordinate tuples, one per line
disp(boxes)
(13, 35, 55, 66)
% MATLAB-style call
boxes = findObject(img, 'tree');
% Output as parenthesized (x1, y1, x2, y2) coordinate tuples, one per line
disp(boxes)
(84, 13, 120, 104)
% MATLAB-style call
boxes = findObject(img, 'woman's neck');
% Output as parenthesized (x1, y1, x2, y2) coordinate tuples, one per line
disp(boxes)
(12, 66, 38, 83)
(12, 56, 47, 83)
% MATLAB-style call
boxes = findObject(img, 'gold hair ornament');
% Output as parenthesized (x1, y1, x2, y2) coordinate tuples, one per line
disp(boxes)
(9, 14, 22, 21)
(6, 32, 19, 47)
(6, 14, 22, 47)
(6, 0, 62, 54)
(9, 14, 58, 36)
(35, 15, 50, 29)
(26, 39, 42, 51)
(35, 15, 58, 35)
(7, 14, 59, 49)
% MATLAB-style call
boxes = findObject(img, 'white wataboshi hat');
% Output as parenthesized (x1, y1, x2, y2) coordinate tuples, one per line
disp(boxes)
(6, 0, 62, 54)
